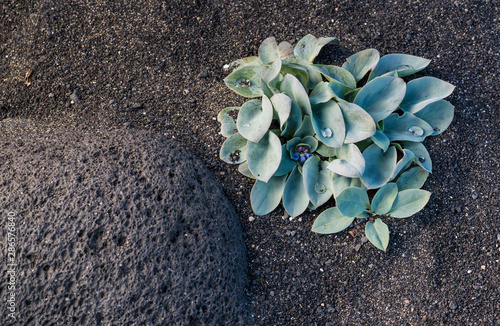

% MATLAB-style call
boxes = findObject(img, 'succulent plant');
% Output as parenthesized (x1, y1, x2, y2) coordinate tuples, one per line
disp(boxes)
(218, 35, 455, 251)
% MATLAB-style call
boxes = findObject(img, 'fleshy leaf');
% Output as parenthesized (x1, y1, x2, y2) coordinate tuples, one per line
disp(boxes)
(283, 166, 310, 217)
(281, 99, 302, 138)
(414, 100, 455, 135)
(331, 174, 366, 198)
(311, 101, 345, 148)
(388, 189, 431, 218)
(342, 49, 380, 82)
(224, 65, 268, 97)
(238, 162, 256, 179)
(294, 115, 315, 138)
(280, 74, 312, 115)
(361, 144, 397, 189)
(400, 77, 455, 114)
(302, 156, 333, 207)
(228, 56, 262, 72)
(370, 130, 390, 152)
(312, 207, 354, 234)
(312, 64, 357, 89)
(294, 34, 339, 62)
(396, 167, 429, 191)
(365, 219, 390, 251)
(371, 183, 398, 215)
(391, 148, 415, 180)
(260, 58, 282, 97)
(280, 63, 310, 90)
(220, 133, 247, 164)
(283, 59, 324, 89)
(247, 131, 282, 182)
(250, 175, 287, 215)
(368, 54, 431, 81)
(278, 41, 295, 60)
(327, 143, 365, 178)
(353, 76, 406, 122)
(336, 187, 370, 217)
(270, 93, 292, 129)
(383, 112, 434, 142)
(315, 142, 337, 157)
(338, 102, 376, 143)
(309, 82, 335, 105)
(237, 98, 272, 143)
(218, 106, 240, 137)
(259, 37, 280, 65)
(274, 144, 296, 176)
(401, 141, 432, 173)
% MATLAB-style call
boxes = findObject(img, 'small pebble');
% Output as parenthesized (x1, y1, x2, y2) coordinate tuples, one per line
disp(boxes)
(270, 291, 275, 297)
(472, 192, 478, 200)
(123, 122, 131, 127)
(248, 216, 255, 222)
(70, 90, 80, 103)
(404, 299, 410, 306)
(449, 301, 458, 310)
(48, 92, 54, 98)
(197, 71, 208, 78)
(183, 89, 189, 95)
(497, 233, 500, 241)
(131, 103, 142, 110)
(109, 99, 116, 105)
(290, 231, 296, 237)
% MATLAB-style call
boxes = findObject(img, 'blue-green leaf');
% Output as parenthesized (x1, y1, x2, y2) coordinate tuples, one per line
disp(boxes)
(342, 48, 380, 82)
(371, 183, 398, 215)
(353, 76, 406, 122)
(247, 131, 282, 182)
(327, 143, 365, 178)
(400, 77, 455, 114)
(238, 162, 256, 179)
(220, 133, 247, 164)
(224, 65, 268, 98)
(270, 93, 292, 129)
(259, 37, 280, 65)
(315, 142, 337, 157)
(302, 156, 333, 207)
(237, 98, 272, 143)
(250, 175, 287, 215)
(365, 219, 390, 251)
(391, 149, 415, 180)
(383, 112, 434, 142)
(277, 41, 295, 60)
(280, 74, 312, 116)
(217, 106, 240, 138)
(294, 34, 339, 62)
(311, 101, 345, 148)
(283, 166, 310, 217)
(401, 141, 432, 173)
(312, 207, 354, 234)
(260, 58, 282, 97)
(294, 115, 315, 138)
(338, 102, 376, 143)
(396, 167, 429, 191)
(388, 189, 431, 218)
(312, 64, 357, 89)
(283, 59, 324, 89)
(336, 187, 370, 217)
(360, 144, 397, 189)
(368, 54, 431, 81)
(309, 82, 335, 105)
(281, 99, 302, 138)
(370, 130, 390, 152)
(274, 144, 296, 176)
(228, 56, 262, 71)
(328, 81, 346, 101)
(281, 63, 309, 90)
(414, 100, 455, 135)
(331, 174, 366, 198)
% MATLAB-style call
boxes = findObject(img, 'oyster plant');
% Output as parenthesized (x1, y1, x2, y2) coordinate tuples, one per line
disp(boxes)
(218, 35, 454, 251)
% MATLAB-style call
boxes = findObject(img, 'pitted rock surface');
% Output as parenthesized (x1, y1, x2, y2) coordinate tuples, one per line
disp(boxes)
(0, 119, 250, 325)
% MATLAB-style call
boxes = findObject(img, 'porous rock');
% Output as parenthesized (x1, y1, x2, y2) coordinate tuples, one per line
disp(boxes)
(0, 119, 250, 325)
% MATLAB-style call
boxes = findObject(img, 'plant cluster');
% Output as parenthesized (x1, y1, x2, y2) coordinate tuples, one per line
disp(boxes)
(218, 35, 454, 250)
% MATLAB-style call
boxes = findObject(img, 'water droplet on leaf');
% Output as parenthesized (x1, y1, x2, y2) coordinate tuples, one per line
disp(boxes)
(241, 123, 250, 127)
(321, 128, 333, 138)
(314, 183, 327, 194)
(418, 156, 425, 163)
(406, 125, 424, 137)
(433, 127, 441, 133)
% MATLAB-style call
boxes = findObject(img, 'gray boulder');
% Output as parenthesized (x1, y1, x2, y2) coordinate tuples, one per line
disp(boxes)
(0, 119, 250, 325)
